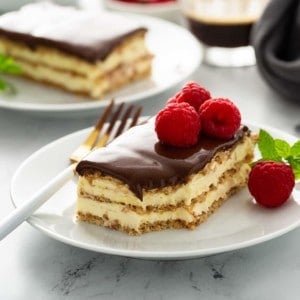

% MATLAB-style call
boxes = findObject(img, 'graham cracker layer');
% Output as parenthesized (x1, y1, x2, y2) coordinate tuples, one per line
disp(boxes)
(76, 162, 249, 235)
(15, 56, 152, 98)
(78, 164, 247, 213)
(77, 187, 238, 235)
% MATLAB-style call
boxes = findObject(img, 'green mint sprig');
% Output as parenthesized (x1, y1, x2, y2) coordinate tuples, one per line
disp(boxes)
(257, 129, 300, 179)
(0, 53, 22, 94)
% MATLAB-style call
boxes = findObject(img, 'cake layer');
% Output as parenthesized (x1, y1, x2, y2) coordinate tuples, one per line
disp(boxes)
(77, 163, 249, 234)
(77, 134, 254, 209)
(12, 55, 151, 98)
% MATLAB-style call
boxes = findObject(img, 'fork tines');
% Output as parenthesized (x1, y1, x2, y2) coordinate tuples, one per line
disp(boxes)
(69, 100, 142, 163)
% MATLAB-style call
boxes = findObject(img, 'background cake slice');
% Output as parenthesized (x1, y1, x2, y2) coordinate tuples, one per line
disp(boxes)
(0, 3, 152, 99)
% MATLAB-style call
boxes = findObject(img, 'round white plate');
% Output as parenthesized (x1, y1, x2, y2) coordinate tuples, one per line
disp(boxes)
(0, 13, 201, 115)
(10, 123, 300, 260)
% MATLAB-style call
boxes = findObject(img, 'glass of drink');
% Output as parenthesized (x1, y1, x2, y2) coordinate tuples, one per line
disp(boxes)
(179, 0, 269, 67)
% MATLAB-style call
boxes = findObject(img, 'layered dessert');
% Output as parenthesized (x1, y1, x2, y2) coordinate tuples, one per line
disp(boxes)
(0, 3, 152, 99)
(75, 82, 256, 235)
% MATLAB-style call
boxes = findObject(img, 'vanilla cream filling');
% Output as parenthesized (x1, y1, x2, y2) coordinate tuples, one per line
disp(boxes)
(77, 164, 249, 230)
(13, 57, 151, 98)
(78, 135, 254, 209)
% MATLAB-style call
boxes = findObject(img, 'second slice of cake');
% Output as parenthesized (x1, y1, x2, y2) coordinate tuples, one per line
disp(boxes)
(0, 3, 152, 99)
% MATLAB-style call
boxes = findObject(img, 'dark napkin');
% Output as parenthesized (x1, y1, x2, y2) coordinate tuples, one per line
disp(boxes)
(251, 0, 300, 101)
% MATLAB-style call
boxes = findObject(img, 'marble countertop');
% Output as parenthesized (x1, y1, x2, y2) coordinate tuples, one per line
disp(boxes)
(1, 61, 300, 299)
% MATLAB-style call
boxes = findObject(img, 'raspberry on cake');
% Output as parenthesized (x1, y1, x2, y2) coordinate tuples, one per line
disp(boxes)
(75, 84, 256, 235)
(199, 98, 241, 139)
(155, 102, 201, 147)
(165, 81, 211, 110)
(177, 81, 211, 110)
(0, 3, 152, 99)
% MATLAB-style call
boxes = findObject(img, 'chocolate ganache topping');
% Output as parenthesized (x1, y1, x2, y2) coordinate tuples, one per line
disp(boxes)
(76, 120, 249, 200)
(0, 3, 147, 62)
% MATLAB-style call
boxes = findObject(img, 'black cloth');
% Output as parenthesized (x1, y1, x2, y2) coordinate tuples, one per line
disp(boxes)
(251, 0, 300, 101)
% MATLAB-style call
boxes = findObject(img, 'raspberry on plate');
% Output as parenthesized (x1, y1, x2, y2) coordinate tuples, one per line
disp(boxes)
(248, 161, 295, 208)
(176, 81, 211, 111)
(199, 98, 241, 139)
(155, 102, 201, 147)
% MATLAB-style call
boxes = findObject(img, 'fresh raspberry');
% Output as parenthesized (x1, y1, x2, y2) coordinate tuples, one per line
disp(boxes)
(248, 161, 295, 208)
(155, 102, 201, 147)
(199, 98, 241, 139)
(176, 81, 211, 111)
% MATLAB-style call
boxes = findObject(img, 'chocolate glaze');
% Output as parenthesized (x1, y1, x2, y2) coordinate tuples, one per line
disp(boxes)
(0, 3, 146, 62)
(76, 120, 249, 200)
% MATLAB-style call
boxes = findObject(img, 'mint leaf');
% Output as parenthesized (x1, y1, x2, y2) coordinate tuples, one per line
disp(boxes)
(256, 129, 300, 180)
(0, 53, 22, 94)
(5, 64, 22, 74)
(286, 156, 300, 180)
(258, 129, 281, 161)
(0, 78, 6, 90)
(274, 139, 290, 158)
(290, 141, 300, 157)
(0, 77, 16, 94)
(0, 54, 22, 74)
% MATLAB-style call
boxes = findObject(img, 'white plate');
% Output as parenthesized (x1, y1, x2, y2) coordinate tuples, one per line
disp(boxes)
(0, 14, 201, 115)
(10, 123, 300, 259)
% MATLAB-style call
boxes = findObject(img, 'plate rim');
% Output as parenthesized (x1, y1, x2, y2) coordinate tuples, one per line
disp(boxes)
(10, 121, 300, 259)
(0, 13, 201, 113)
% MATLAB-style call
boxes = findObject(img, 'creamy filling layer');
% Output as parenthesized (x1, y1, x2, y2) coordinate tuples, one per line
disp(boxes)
(12, 56, 152, 98)
(78, 135, 254, 209)
(77, 164, 249, 230)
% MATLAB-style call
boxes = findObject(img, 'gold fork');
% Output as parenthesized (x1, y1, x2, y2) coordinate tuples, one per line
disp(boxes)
(0, 100, 142, 240)
(70, 100, 142, 163)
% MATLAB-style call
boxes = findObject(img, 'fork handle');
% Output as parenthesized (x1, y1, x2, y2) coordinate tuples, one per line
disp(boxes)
(0, 164, 76, 241)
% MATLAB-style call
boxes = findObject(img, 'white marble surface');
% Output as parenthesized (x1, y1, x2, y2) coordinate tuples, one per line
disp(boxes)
(1, 61, 300, 299)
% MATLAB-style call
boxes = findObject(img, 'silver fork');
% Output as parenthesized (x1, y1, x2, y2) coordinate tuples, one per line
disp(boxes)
(0, 101, 142, 240)
(70, 100, 142, 163)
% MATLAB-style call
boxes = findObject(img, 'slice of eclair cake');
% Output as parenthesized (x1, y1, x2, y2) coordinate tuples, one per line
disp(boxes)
(75, 82, 255, 235)
(0, 3, 152, 99)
